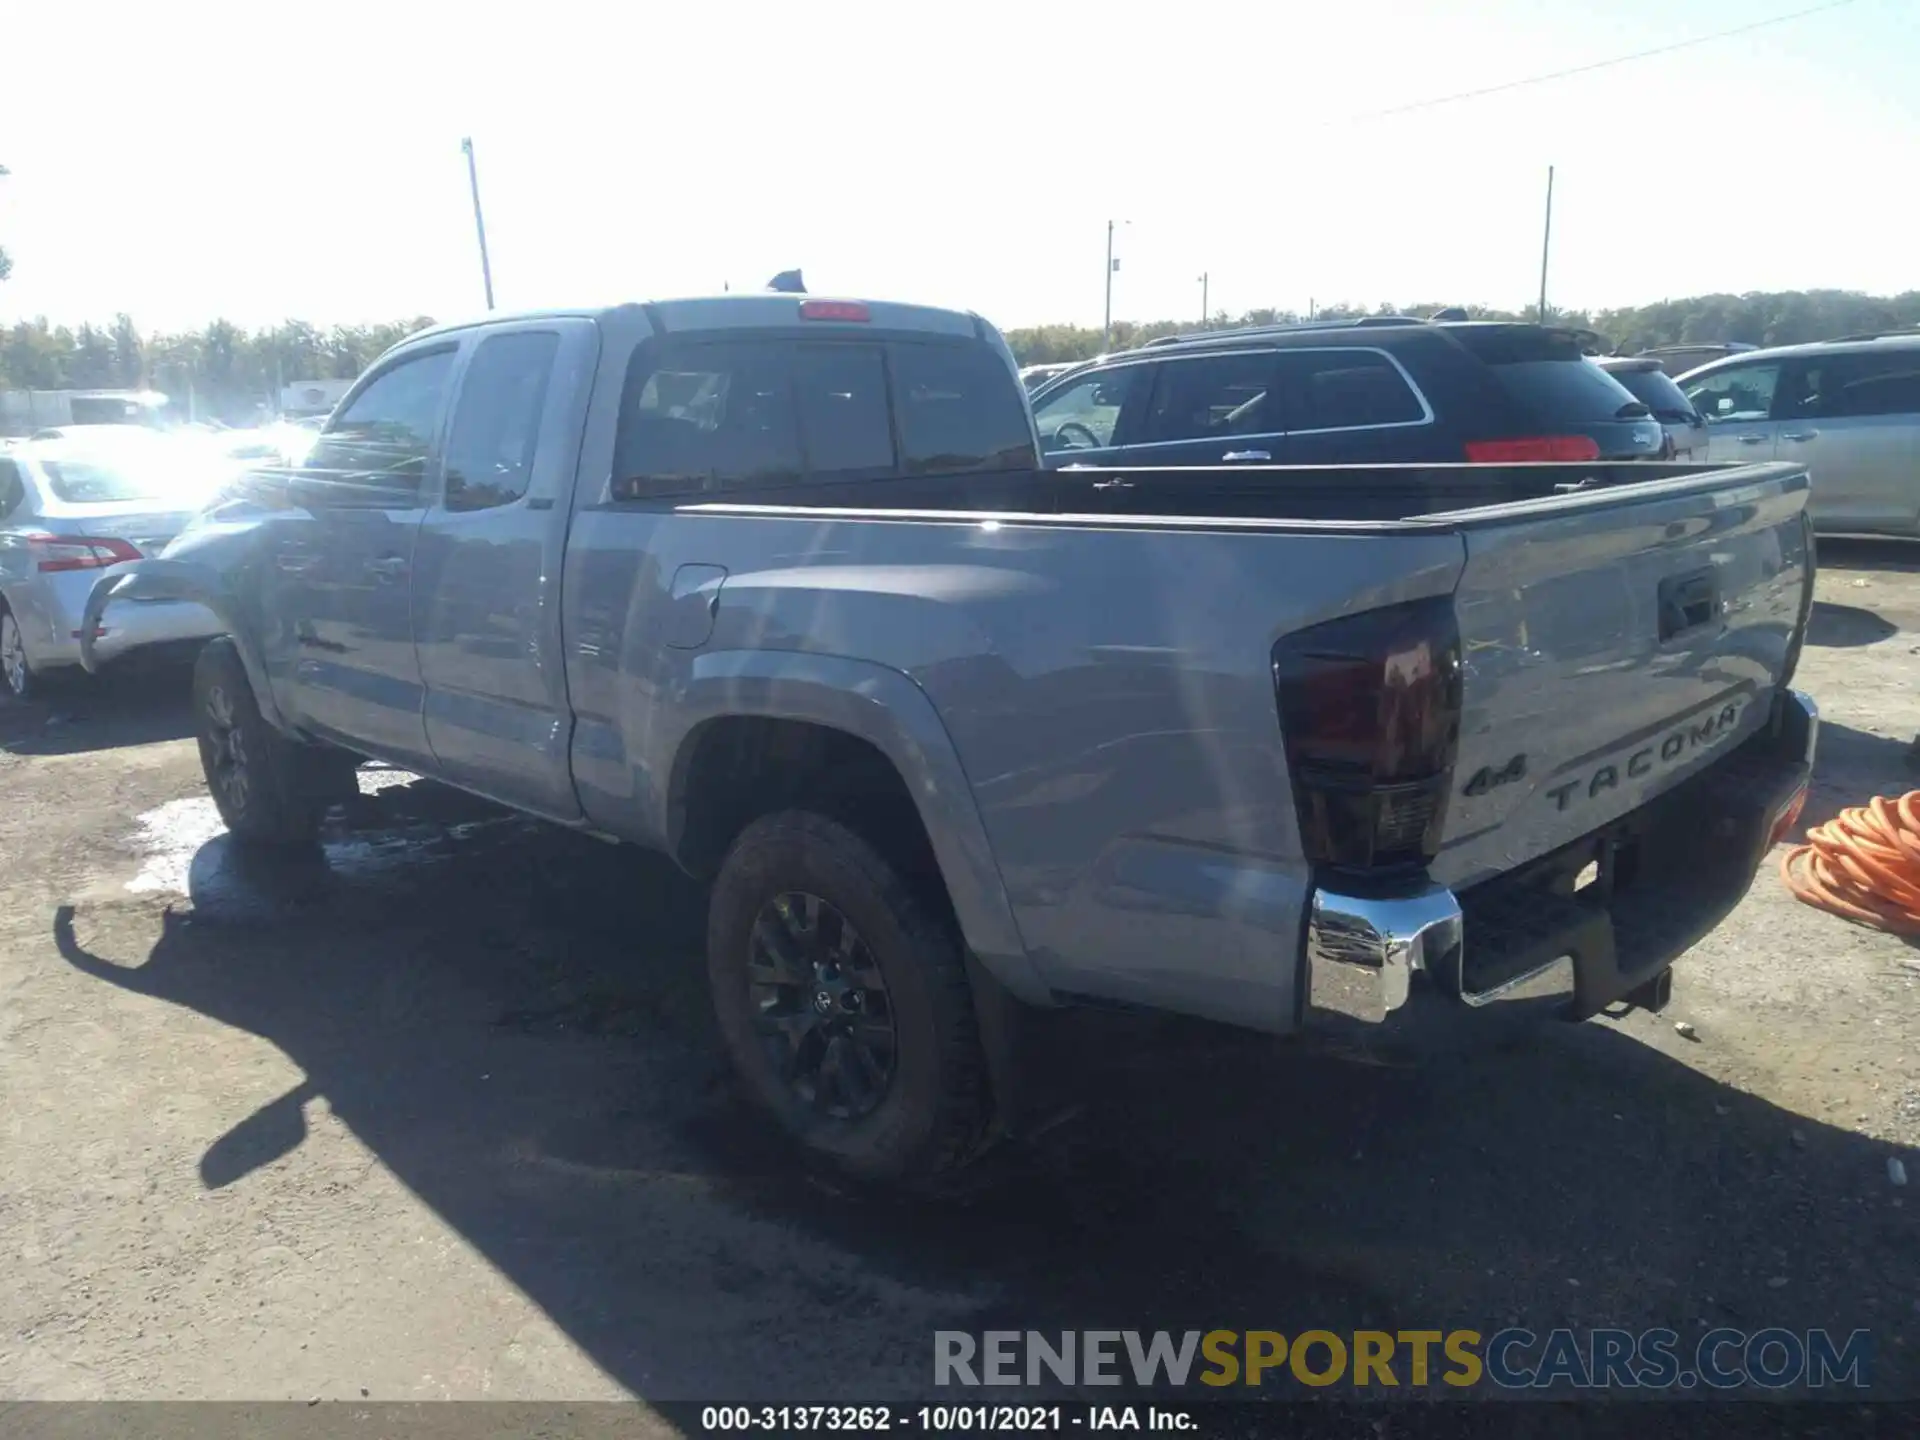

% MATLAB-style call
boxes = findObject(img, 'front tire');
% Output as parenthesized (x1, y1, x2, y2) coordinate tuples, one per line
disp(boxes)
(193, 638, 340, 847)
(707, 811, 989, 1183)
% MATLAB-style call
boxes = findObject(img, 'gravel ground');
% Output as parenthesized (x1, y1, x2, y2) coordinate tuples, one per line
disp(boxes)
(1, 541, 1916, 1411)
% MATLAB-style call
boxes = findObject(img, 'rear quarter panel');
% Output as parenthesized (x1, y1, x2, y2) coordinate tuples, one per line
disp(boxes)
(562, 497, 1465, 1030)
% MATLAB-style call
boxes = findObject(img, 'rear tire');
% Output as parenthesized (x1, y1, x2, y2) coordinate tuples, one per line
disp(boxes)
(707, 811, 989, 1183)
(1, 606, 37, 704)
(193, 638, 341, 847)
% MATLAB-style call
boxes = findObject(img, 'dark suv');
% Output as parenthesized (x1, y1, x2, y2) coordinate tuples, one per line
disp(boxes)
(1028, 319, 1665, 474)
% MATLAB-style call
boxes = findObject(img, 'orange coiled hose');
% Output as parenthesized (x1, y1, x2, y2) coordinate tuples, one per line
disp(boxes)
(1781, 791, 1920, 934)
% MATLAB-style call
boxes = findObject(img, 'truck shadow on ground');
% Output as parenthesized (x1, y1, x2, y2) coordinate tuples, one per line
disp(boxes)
(1807, 602, 1898, 649)
(52, 779, 1915, 1401)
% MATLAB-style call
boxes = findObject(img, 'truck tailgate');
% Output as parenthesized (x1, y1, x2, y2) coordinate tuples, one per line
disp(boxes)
(1433, 462, 1812, 890)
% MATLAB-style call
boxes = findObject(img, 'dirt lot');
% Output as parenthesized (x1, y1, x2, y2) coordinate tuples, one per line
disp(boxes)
(2, 543, 1917, 1407)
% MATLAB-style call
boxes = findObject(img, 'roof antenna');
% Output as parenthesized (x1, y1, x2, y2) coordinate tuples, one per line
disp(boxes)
(768, 269, 807, 294)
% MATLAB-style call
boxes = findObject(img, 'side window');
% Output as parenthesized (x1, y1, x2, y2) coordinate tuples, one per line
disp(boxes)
(0, 460, 23, 519)
(1140, 352, 1279, 444)
(612, 341, 802, 498)
(1280, 350, 1426, 431)
(1793, 353, 1920, 420)
(793, 344, 894, 477)
(1033, 366, 1145, 453)
(442, 331, 560, 512)
(306, 347, 457, 504)
(1682, 363, 1781, 425)
(890, 343, 1033, 474)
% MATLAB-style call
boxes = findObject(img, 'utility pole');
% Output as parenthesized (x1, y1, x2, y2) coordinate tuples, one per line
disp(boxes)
(461, 137, 496, 311)
(1537, 165, 1554, 324)
(1198, 272, 1209, 328)
(1102, 220, 1127, 352)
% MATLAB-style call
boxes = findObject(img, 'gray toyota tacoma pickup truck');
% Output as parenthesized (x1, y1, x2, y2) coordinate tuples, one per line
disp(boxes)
(85, 295, 1819, 1182)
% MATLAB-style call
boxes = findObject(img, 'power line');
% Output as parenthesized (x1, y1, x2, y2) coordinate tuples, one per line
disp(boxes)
(1345, 0, 1863, 124)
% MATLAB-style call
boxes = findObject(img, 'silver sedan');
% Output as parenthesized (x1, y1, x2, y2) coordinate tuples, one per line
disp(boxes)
(0, 434, 228, 701)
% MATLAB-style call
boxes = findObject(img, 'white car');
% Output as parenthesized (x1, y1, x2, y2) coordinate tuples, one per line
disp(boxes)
(0, 434, 226, 700)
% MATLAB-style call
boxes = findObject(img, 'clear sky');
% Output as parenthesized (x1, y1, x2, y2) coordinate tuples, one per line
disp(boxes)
(0, 0, 1912, 334)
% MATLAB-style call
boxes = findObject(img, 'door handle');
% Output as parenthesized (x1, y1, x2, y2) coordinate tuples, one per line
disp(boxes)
(365, 555, 409, 580)
(1090, 478, 1134, 491)
(275, 552, 318, 574)
(1781, 430, 1820, 442)
(1222, 449, 1272, 462)
(1736, 434, 1771, 445)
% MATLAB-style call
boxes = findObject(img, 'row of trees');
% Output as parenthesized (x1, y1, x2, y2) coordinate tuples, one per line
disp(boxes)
(1004, 290, 1920, 365)
(0, 316, 437, 423)
(1, 290, 1916, 417)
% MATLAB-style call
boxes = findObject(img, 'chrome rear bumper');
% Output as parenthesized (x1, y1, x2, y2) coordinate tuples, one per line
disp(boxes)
(1306, 689, 1817, 1039)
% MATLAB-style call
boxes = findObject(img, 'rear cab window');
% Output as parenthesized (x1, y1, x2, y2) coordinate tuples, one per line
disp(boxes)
(1451, 328, 1651, 426)
(613, 335, 1029, 497)
(893, 342, 1034, 473)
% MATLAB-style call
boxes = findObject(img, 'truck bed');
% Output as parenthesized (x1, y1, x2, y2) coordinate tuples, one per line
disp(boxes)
(732, 459, 1781, 527)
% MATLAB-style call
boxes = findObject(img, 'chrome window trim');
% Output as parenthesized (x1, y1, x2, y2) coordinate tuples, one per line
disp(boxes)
(1041, 345, 1436, 453)
(1278, 346, 1436, 436)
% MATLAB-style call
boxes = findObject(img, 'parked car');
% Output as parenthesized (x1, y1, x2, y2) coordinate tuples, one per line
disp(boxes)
(87, 294, 1816, 1183)
(0, 435, 225, 700)
(1637, 342, 1756, 376)
(1678, 331, 1920, 535)
(1026, 319, 1666, 480)
(1594, 356, 1709, 460)
(1019, 361, 1078, 392)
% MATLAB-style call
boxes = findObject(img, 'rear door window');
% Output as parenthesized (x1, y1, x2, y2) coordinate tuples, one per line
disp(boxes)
(1139, 351, 1281, 443)
(613, 341, 803, 498)
(441, 330, 560, 512)
(891, 343, 1033, 474)
(1776, 352, 1920, 420)
(1682, 362, 1783, 425)
(1276, 349, 1427, 431)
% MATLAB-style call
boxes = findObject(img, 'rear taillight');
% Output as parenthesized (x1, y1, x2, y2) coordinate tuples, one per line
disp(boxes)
(29, 534, 141, 573)
(1464, 435, 1602, 463)
(1272, 597, 1463, 875)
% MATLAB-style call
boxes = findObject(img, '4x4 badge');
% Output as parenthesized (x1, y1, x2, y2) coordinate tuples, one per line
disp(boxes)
(1462, 754, 1527, 797)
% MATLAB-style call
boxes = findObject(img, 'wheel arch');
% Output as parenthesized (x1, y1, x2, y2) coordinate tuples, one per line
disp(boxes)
(660, 650, 1045, 1004)
(82, 559, 287, 731)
